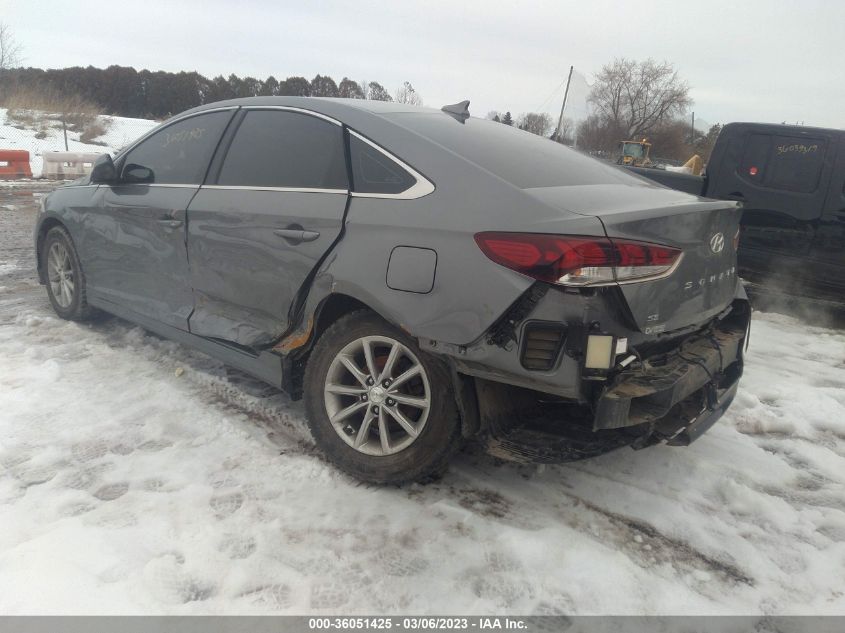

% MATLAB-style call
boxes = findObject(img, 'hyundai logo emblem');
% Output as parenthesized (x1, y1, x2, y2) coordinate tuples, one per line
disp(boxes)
(710, 232, 725, 254)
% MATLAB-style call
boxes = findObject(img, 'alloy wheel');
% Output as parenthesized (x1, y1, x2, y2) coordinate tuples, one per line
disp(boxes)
(323, 335, 432, 456)
(47, 241, 75, 308)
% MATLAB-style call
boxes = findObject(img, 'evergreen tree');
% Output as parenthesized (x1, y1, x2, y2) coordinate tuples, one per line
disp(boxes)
(310, 74, 339, 97)
(502, 111, 513, 126)
(0, 65, 408, 117)
(338, 77, 364, 99)
(367, 81, 392, 101)
(259, 76, 279, 96)
(278, 76, 311, 96)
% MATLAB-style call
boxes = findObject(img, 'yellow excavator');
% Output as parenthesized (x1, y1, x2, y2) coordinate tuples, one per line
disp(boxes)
(617, 139, 653, 167)
(617, 138, 705, 176)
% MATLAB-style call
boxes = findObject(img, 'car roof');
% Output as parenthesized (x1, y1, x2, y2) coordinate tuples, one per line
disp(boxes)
(173, 96, 643, 192)
(723, 121, 844, 136)
(182, 96, 443, 117)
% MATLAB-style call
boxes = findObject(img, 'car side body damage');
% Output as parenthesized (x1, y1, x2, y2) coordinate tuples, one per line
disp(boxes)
(35, 97, 750, 474)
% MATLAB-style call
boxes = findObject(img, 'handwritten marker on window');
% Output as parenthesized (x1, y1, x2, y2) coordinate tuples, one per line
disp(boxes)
(749, 166, 758, 176)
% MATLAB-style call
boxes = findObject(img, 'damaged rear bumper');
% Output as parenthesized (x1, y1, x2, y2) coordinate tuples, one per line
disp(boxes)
(482, 297, 750, 463)
(594, 317, 745, 434)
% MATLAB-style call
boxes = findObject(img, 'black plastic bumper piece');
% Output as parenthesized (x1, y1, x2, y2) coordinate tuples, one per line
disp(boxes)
(593, 321, 746, 431)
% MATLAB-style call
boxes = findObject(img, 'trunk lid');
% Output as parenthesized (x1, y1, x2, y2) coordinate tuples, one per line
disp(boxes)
(526, 183, 742, 333)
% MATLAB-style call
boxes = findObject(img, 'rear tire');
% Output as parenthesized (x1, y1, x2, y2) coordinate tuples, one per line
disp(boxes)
(303, 310, 461, 484)
(41, 226, 96, 321)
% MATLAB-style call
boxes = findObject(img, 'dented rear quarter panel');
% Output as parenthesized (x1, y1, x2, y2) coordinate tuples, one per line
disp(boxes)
(298, 168, 606, 347)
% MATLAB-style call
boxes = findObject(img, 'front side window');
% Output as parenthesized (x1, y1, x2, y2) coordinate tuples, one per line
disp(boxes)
(349, 134, 417, 194)
(120, 111, 233, 185)
(218, 110, 347, 190)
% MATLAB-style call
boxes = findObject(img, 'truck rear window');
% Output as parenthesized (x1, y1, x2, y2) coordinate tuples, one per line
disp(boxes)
(739, 133, 827, 194)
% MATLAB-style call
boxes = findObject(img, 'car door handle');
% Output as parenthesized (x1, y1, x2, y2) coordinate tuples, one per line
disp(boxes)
(157, 218, 183, 229)
(273, 228, 320, 243)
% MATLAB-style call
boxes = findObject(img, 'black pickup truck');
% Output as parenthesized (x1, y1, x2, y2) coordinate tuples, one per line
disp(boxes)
(628, 122, 845, 308)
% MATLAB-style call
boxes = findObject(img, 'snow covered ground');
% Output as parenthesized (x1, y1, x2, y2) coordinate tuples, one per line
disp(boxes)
(0, 108, 157, 177)
(2, 188, 845, 615)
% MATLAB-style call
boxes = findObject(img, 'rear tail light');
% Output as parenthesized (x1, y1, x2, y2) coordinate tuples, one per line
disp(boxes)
(474, 232, 682, 286)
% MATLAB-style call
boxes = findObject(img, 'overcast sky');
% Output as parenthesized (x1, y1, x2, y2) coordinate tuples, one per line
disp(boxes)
(2, 0, 842, 129)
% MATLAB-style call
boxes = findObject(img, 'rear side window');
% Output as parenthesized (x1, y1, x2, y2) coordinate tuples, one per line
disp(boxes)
(768, 136, 826, 193)
(349, 134, 416, 194)
(738, 133, 827, 193)
(738, 134, 771, 183)
(121, 110, 233, 185)
(218, 110, 347, 190)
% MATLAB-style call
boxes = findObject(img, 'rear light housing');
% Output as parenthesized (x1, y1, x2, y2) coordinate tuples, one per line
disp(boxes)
(474, 232, 682, 286)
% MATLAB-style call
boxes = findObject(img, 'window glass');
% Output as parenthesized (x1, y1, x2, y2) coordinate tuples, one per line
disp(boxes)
(121, 111, 232, 185)
(766, 135, 826, 193)
(738, 133, 771, 184)
(385, 113, 640, 189)
(218, 110, 347, 189)
(738, 133, 827, 193)
(349, 134, 416, 194)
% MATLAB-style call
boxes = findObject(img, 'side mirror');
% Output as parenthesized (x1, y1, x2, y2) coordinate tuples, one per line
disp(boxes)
(122, 163, 155, 184)
(90, 153, 116, 183)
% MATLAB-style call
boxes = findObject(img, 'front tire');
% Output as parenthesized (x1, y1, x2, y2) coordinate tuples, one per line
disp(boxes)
(41, 226, 96, 321)
(303, 311, 461, 484)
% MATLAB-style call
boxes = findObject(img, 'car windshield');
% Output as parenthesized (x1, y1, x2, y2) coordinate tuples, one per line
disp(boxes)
(389, 113, 640, 189)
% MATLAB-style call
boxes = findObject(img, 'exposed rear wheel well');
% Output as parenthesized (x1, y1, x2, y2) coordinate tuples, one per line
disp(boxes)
(312, 294, 372, 345)
(285, 294, 374, 399)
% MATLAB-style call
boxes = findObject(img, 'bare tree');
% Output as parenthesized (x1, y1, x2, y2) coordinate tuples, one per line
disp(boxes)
(553, 117, 574, 144)
(589, 58, 691, 139)
(517, 112, 553, 137)
(395, 81, 422, 106)
(0, 22, 23, 70)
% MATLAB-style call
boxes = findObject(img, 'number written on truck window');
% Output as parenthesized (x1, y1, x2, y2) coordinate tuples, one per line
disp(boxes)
(739, 133, 828, 194)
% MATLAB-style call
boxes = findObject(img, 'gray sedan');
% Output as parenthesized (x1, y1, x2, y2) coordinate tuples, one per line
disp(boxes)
(35, 97, 750, 483)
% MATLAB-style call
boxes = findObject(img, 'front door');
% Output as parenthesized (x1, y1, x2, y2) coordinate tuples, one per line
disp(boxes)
(80, 110, 235, 329)
(186, 108, 349, 348)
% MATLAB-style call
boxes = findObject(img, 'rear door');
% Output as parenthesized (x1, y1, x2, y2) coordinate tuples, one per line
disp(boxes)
(186, 108, 349, 348)
(708, 126, 837, 290)
(81, 109, 235, 328)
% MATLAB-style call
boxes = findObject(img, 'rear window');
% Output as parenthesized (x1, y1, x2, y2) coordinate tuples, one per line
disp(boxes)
(389, 113, 639, 189)
(739, 133, 827, 193)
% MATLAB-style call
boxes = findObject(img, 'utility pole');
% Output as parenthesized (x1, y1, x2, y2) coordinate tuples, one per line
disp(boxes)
(691, 111, 695, 144)
(554, 65, 574, 143)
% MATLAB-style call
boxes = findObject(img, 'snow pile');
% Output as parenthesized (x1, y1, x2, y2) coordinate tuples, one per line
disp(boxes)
(1, 192, 845, 614)
(0, 108, 158, 178)
(665, 164, 693, 174)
